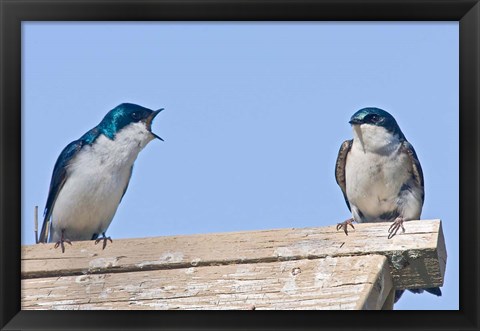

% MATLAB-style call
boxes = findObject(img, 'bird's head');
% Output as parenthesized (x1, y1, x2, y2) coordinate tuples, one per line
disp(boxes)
(349, 107, 405, 152)
(99, 103, 164, 141)
(349, 107, 404, 138)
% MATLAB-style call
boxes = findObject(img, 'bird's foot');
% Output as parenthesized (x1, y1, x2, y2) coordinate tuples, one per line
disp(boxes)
(95, 235, 113, 250)
(336, 218, 355, 236)
(388, 217, 405, 239)
(53, 237, 72, 253)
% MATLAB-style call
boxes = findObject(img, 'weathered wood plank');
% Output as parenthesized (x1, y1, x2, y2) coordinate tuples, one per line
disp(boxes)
(22, 255, 391, 310)
(22, 220, 446, 290)
(356, 255, 393, 310)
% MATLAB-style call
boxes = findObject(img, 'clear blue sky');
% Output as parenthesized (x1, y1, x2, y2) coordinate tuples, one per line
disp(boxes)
(22, 22, 458, 310)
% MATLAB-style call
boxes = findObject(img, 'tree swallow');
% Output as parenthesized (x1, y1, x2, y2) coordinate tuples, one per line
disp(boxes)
(38, 103, 163, 252)
(334, 107, 441, 303)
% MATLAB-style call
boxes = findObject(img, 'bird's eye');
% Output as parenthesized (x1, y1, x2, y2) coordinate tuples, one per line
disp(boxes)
(131, 112, 141, 121)
(369, 114, 379, 123)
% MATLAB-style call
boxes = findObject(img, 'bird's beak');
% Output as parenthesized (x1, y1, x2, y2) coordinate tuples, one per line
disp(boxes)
(146, 108, 164, 141)
(349, 118, 362, 125)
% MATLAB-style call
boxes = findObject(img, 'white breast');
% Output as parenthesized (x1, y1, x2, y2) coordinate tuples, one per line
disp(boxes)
(49, 122, 155, 242)
(345, 124, 421, 222)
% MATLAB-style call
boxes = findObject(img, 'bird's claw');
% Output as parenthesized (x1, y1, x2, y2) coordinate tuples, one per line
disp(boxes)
(336, 218, 355, 236)
(54, 237, 72, 253)
(95, 236, 113, 250)
(388, 218, 405, 239)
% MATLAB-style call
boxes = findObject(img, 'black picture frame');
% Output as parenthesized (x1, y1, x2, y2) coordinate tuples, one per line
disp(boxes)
(1, 0, 478, 330)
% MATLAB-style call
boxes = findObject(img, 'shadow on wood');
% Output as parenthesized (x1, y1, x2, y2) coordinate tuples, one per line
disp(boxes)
(21, 219, 446, 310)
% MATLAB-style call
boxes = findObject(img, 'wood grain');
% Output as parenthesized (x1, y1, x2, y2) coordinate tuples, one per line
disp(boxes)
(21, 219, 446, 310)
(22, 255, 392, 310)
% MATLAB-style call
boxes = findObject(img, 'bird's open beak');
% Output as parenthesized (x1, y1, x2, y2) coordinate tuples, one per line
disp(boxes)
(146, 108, 164, 141)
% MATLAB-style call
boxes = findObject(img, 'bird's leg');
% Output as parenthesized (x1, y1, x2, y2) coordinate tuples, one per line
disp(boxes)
(53, 229, 72, 253)
(388, 217, 405, 239)
(94, 232, 113, 250)
(336, 218, 355, 236)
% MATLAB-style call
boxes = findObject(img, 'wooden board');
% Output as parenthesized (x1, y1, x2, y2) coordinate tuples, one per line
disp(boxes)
(22, 254, 392, 310)
(21, 220, 445, 310)
(22, 220, 446, 292)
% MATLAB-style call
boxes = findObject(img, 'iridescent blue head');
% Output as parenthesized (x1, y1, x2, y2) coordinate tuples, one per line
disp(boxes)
(98, 103, 164, 141)
(349, 107, 404, 139)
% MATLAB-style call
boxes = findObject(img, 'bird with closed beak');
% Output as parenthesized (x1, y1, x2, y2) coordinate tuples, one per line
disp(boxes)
(38, 103, 163, 252)
(334, 107, 441, 303)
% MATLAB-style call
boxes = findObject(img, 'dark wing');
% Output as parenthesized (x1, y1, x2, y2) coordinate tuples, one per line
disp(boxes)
(38, 139, 85, 243)
(335, 139, 353, 211)
(401, 140, 425, 204)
